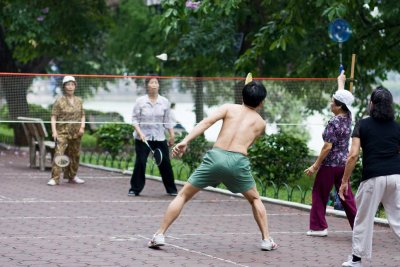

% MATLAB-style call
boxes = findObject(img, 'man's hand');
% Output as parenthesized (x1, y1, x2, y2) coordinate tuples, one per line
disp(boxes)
(338, 182, 348, 201)
(172, 142, 187, 158)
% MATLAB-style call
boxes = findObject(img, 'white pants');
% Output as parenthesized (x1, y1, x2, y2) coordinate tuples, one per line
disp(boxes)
(352, 174, 400, 258)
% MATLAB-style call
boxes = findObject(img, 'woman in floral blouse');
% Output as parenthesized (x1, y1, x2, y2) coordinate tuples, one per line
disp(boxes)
(304, 71, 357, 237)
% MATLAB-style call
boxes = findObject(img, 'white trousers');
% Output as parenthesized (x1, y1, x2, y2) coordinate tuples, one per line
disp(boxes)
(352, 174, 400, 258)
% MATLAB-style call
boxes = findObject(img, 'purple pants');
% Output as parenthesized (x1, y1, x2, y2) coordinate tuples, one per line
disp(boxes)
(309, 165, 357, 231)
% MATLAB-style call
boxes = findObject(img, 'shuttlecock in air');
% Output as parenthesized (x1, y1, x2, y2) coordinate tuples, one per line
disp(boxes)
(245, 73, 253, 85)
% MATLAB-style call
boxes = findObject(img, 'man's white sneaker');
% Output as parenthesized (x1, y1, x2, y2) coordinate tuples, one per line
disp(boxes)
(306, 229, 328, 237)
(148, 234, 165, 248)
(342, 255, 362, 267)
(69, 176, 85, 184)
(47, 179, 58, 186)
(261, 237, 278, 251)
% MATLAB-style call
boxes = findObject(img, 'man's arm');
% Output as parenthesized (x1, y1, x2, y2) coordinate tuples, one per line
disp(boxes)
(172, 104, 228, 157)
(182, 104, 228, 144)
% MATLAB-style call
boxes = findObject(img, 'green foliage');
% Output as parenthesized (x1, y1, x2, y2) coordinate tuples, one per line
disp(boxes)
(0, 104, 52, 135)
(81, 133, 97, 150)
(351, 156, 363, 188)
(2, 103, 50, 125)
(248, 133, 309, 185)
(175, 132, 209, 173)
(106, 0, 163, 74)
(159, 0, 400, 120)
(160, 0, 239, 76)
(263, 81, 315, 141)
(95, 123, 133, 158)
(0, 0, 112, 70)
(0, 124, 14, 144)
(84, 109, 124, 133)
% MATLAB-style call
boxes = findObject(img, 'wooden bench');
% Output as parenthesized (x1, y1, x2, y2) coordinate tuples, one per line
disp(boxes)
(18, 117, 55, 171)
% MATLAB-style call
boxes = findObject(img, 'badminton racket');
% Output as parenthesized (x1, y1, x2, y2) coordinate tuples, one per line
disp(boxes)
(143, 140, 163, 166)
(53, 139, 70, 168)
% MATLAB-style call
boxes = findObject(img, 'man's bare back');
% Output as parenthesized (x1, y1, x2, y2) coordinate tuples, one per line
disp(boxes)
(172, 103, 265, 157)
(214, 104, 266, 155)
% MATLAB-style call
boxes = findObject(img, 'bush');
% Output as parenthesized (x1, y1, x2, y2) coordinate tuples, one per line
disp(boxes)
(95, 123, 133, 158)
(81, 133, 97, 150)
(85, 109, 124, 133)
(248, 133, 309, 185)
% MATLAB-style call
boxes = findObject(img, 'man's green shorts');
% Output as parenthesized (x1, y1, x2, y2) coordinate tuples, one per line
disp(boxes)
(188, 147, 256, 193)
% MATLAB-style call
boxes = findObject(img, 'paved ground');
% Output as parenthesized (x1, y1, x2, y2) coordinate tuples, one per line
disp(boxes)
(0, 147, 399, 267)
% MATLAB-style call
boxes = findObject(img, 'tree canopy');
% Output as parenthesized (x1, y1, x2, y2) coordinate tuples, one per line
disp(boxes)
(0, 0, 113, 74)
(1, 0, 399, 143)
(160, 0, 400, 117)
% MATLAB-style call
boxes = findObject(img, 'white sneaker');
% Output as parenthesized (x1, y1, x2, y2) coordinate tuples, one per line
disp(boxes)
(261, 237, 278, 251)
(148, 234, 165, 248)
(47, 179, 58, 186)
(69, 176, 85, 184)
(306, 229, 328, 237)
(342, 255, 362, 267)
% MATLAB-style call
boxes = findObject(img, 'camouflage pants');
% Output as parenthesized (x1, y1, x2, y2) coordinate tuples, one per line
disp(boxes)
(51, 135, 81, 182)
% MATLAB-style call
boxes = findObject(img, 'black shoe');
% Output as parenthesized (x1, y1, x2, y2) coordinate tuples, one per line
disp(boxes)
(168, 192, 178, 196)
(128, 190, 139, 196)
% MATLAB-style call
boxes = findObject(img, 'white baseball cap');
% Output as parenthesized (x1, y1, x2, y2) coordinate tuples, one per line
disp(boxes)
(333, 89, 354, 109)
(62, 76, 76, 84)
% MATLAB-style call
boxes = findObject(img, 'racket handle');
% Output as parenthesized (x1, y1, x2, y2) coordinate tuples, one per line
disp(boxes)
(339, 64, 344, 75)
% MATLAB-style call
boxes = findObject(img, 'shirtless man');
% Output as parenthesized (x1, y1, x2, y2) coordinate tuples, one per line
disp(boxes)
(148, 79, 278, 251)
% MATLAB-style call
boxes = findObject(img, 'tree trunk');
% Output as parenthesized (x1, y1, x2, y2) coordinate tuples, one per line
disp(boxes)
(1, 27, 50, 146)
(194, 70, 204, 123)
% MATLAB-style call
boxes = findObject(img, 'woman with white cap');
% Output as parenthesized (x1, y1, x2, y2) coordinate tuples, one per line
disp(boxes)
(47, 76, 85, 186)
(304, 71, 357, 237)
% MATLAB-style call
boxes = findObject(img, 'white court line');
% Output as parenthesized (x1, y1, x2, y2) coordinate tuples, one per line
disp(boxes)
(0, 199, 242, 203)
(137, 234, 249, 267)
(1, 176, 128, 179)
(0, 213, 304, 220)
(0, 234, 111, 240)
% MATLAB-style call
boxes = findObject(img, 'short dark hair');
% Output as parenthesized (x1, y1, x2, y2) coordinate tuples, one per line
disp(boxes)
(333, 99, 350, 114)
(144, 74, 159, 85)
(369, 86, 395, 121)
(242, 81, 267, 108)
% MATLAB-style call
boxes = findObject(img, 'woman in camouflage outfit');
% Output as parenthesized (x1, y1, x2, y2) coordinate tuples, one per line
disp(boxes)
(47, 76, 85, 186)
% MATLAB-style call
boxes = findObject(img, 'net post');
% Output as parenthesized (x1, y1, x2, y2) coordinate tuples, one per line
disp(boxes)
(349, 54, 356, 92)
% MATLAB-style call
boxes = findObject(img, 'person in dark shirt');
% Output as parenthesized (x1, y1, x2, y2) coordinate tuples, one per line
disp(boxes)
(339, 86, 400, 267)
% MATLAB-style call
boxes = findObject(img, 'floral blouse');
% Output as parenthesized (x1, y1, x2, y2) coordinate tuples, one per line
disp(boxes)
(321, 114, 352, 167)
